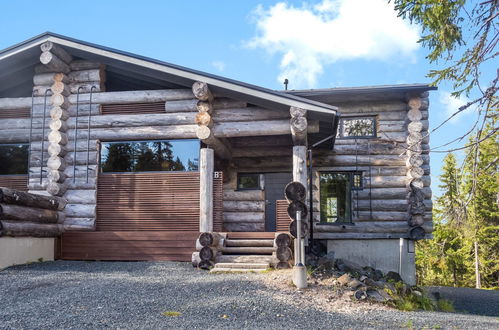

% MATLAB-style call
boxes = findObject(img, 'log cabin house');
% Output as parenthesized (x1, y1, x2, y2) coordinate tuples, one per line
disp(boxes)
(0, 33, 434, 282)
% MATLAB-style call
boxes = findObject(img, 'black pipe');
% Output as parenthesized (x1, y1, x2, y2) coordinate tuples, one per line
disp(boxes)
(86, 86, 97, 183)
(74, 87, 84, 183)
(40, 89, 52, 184)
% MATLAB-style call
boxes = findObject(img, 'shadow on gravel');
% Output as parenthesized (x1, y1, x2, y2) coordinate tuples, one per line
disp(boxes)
(427, 286, 499, 317)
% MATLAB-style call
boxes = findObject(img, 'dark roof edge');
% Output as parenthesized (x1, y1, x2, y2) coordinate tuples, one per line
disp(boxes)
(286, 83, 438, 96)
(0, 32, 338, 114)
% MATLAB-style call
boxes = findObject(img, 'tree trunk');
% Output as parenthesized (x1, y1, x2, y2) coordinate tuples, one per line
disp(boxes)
(199, 246, 217, 261)
(0, 203, 63, 223)
(198, 232, 222, 247)
(276, 246, 293, 262)
(475, 240, 481, 289)
(274, 233, 292, 248)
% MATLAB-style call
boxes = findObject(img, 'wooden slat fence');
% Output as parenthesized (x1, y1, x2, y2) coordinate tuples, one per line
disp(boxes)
(101, 102, 165, 115)
(276, 199, 291, 232)
(0, 108, 30, 119)
(0, 175, 28, 191)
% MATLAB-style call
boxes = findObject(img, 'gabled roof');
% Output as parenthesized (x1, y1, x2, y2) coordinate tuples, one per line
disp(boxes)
(0, 32, 338, 115)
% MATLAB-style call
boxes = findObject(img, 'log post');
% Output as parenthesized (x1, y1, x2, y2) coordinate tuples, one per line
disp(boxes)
(192, 81, 230, 159)
(199, 148, 214, 232)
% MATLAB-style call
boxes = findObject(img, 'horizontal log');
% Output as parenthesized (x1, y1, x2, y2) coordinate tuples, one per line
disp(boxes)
(69, 82, 103, 94)
(223, 211, 264, 223)
(64, 204, 96, 218)
(223, 200, 265, 212)
(40, 41, 72, 64)
(220, 246, 274, 254)
(65, 125, 198, 141)
(0, 97, 32, 110)
(0, 221, 63, 237)
(33, 72, 68, 86)
(213, 98, 247, 110)
(230, 135, 293, 148)
(213, 119, 319, 138)
(0, 187, 65, 210)
(223, 190, 264, 201)
(225, 239, 273, 247)
(63, 190, 96, 204)
(0, 203, 63, 224)
(192, 81, 212, 101)
(68, 89, 194, 105)
(232, 147, 292, 158)
(40, 51, 70, 73)
(213, 108, 289, 122)
(352, 211, 432, 222)
(223, 222, 265, 232)
(164, 99, 198, 112)
(69, 69, 105, 83)
(313, 154, 430, 167)
(63, 218, 95, 231)
(66, 112, 197, 129)
(70, 60, 102, 71)
(334, 101, 407, 113)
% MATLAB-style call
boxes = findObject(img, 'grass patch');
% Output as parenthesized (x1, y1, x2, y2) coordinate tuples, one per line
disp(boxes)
(403, 319, 414, 329)
(437, 299, 455, 312)
(162, 311, 182, 317)
(37, 258, 44, 262)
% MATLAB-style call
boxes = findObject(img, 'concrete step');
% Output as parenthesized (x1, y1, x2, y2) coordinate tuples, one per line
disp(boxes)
(213, 262, 269, 269)
(225, 239, 274, 247)
(216, 254, 275, 264)
(221, 246, 275, 255)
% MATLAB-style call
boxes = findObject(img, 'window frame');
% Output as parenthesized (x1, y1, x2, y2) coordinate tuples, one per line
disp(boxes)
(99, 139, 200, 174)
(337, 115, 377, 139)
(318, 171, 364, 224)
(236, 173, 263, 191)
(0, 143, 29, 176)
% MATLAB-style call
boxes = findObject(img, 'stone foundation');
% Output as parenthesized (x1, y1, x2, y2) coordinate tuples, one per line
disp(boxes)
(0, 237, 54, 270)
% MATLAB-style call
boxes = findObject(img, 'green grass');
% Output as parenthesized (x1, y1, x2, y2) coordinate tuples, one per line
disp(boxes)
(37, 258, 44, 262)
(162, 311, 182, 317)
(437, 299, 455, 312)
(403, 319, 414, 329)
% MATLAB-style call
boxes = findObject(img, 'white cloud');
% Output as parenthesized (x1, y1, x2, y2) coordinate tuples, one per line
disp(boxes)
(211, 61, 226, 72)
(246, 0, 420, 88)
(438, 91, 473, 123)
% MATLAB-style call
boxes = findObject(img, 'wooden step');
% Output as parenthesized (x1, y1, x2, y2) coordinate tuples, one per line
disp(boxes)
(216, 254, 275, 264)
(225, 232, 276, 239)
(213, 262, 269, 269)
(225, 239, 274, 247)
(210, 268, 267, 273)
(221, 246, 275, 255)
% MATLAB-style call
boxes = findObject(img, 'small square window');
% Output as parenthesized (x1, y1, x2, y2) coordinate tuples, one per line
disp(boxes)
(352, 172, 363, 190)
(237, 173, 261, 190)
(337, 116, 376, 139)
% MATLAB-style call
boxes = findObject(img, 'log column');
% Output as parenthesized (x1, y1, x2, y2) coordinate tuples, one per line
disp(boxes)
(192, 81, 231, 159)
(405, 92, 429, 239)
(199, 148, 214, 232)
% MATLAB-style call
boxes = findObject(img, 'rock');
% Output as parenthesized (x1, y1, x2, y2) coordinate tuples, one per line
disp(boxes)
(337, 273, 353, 286)
(336, 259, 363, 274)
(375, 281, 396, 293)
(373, 269, 383, 281)
(359, 275, 368, 282)
(378, 289, 393, 301)
(366, 289, 386, 302)
(317, 257, 335, 273)
(363, 278, 378, 288)
(347, 278, 365, 290)
(353, 290, 367, 300)
(413, 290, 422, 297)
(385, 271, 403, 283)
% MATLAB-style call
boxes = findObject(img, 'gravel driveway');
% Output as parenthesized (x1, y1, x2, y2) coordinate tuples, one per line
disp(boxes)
(1, 261, 498, 329)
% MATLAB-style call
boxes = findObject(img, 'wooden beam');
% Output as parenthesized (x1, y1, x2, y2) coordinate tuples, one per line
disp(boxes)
(199, 148, 214, 232)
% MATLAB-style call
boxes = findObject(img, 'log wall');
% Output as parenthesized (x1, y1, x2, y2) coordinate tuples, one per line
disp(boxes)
(311, 96, 433, 239)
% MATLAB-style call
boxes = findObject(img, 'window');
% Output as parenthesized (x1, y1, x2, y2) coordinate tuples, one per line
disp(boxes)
(237, 173, 262, 190)
(337, 116, 376, 138)
(100, 140, 199, 173)
(0, 144, 28, 175)
(319, 171, 364, 223)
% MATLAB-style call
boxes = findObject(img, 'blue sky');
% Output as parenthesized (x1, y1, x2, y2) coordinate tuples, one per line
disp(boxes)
(1, 0, 491, 196)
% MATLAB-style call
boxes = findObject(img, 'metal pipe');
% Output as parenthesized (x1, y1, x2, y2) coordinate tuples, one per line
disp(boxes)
(27, 90, 36, 188)
(296, 210, 302, 266)
(86, 86, 97, 183)
(307, 149, 314, 247)
(74, 87, 84, 183)
(40, 89, 52, 185)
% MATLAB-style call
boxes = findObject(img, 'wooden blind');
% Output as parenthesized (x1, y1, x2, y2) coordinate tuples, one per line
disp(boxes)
(0, 175, 28, 191)
(97, 171, 223, 231)
(0, 108, 30, 119)
(101, 102, 165, 115)
(276, 199, 292, 232)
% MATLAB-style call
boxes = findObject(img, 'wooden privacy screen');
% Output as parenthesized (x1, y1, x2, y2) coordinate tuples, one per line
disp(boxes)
(0, 175, 28, 191)
(96, 171, 223, 232)
(276, 199, 292, 232)
(101, 102, 165, 115)
(59, 231, 200, 261)
(0, 108, 30, 119)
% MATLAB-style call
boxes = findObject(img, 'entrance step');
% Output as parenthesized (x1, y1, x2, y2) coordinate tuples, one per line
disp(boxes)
(225, 239, 274, 247)
(216, 254, 275, 264)
(220, 246, 274, 255)
(210, 262, 270, 273)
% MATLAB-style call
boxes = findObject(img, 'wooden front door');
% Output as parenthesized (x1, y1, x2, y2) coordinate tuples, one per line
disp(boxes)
(264, 172, 292, 231)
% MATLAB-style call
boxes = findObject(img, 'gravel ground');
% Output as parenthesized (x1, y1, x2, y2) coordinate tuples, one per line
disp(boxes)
(427, 286, 499, 317)
(0, 261, 498, 330)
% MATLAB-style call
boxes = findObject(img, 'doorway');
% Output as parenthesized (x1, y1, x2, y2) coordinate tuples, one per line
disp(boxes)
(264, 172, 293, 231)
